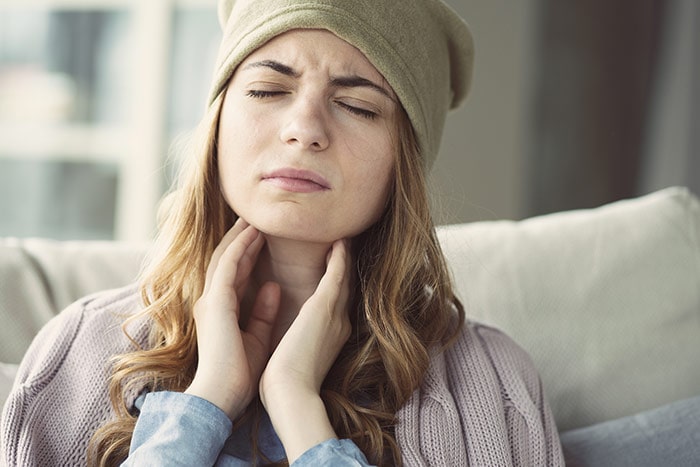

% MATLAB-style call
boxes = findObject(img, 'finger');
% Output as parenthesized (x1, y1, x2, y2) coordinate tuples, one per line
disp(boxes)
(204, 218, 249, 291)
(337, 240, 352, 314)
(311, 240, 349, 315)
(301, 240, 350, 319)
(232, 229, 266, 296)
(244, 282, 281, 369)
(209, 224, 261, 294)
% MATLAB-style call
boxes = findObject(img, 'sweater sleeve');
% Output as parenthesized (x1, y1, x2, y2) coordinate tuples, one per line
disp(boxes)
(474, 325, 565, 467)
(395, 322, 564, 466)
(0, 286, 146, 467)
(1, 298, 86, 467)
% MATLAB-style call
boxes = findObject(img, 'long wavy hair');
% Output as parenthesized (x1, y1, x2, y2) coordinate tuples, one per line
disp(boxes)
(87, 86, 465, 466)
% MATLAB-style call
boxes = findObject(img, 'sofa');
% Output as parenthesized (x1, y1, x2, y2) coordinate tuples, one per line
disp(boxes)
(2, 186, 699, 463)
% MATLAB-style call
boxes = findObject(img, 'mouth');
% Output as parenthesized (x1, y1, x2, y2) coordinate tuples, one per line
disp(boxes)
(261, 168, 331, 193)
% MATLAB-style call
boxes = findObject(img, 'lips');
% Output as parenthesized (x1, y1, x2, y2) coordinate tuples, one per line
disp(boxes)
(261, 167, 331, 193)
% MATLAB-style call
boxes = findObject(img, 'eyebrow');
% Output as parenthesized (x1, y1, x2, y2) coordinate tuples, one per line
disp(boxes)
(243, 59, 394, 100)
(330, 76, 393, 99)
(243, 60, 300, 77)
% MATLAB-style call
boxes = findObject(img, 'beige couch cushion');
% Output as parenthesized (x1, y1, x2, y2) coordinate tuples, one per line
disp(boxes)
(438, 186, 700, 430)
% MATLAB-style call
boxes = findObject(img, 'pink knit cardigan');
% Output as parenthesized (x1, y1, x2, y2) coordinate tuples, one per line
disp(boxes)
(1, 285, 564, 466)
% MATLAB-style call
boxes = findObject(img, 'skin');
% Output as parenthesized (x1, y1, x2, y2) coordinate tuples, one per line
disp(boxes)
(185, 29, 399, 462)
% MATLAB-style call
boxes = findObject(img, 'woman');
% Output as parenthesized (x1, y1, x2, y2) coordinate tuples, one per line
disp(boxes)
(1, 0, 564, 465)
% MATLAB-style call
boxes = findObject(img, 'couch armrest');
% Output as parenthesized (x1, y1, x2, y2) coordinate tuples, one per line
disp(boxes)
(0, 238, 147, 363)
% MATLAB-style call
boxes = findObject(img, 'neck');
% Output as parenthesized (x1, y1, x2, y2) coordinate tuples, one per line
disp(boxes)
(251, 235, 332, 346)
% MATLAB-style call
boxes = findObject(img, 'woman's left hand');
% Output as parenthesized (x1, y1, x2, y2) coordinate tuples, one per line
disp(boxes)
(259, 239, 352, 462)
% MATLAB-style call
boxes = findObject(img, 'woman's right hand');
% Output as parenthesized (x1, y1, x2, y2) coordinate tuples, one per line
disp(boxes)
(185, 218, 281, 420)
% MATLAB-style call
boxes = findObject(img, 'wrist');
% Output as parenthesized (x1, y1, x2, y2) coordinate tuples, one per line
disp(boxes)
(263, 388, 337, 463)
(185, 377, 248, 421)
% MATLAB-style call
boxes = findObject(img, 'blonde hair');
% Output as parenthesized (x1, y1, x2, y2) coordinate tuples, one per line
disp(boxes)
(88, 91, 464, 466)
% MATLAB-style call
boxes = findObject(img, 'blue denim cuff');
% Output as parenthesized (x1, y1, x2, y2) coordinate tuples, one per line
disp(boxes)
(125, 391, 233, 466)
(291, 438, 372, 466)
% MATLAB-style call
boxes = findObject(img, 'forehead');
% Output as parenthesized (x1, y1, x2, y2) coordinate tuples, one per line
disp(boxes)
(239, 29, 386, 81)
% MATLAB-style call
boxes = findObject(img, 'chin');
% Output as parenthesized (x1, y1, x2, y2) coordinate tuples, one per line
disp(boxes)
(247, 216, 336, 244)
(232, 203, 377, 244)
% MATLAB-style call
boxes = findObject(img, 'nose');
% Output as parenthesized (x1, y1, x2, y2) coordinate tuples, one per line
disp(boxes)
(279, 95, 330, 151)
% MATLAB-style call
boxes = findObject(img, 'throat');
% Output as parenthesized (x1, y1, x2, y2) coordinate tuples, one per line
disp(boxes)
(247, 235, 333, 345)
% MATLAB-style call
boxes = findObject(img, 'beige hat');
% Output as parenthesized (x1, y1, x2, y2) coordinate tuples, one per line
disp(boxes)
(209, 0, 474, 169)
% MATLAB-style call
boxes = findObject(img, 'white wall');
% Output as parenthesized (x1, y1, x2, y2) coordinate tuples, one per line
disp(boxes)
(432, 0, 538, 224)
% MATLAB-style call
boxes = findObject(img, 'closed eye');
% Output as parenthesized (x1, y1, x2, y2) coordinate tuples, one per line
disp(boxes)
(246, 90, 288, 99)
(335, 101, 377, 120)
(247, 90, 378, 120)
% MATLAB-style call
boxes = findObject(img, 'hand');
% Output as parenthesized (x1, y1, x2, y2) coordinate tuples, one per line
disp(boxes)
(185, 218, 281, 420)
(259, 239, 352, 462)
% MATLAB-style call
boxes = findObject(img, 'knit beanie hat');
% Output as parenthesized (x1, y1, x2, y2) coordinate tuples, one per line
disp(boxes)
(209, 0, 474, 169)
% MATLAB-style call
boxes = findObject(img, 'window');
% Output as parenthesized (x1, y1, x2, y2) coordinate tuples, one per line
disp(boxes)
(0, 0, 219, 241)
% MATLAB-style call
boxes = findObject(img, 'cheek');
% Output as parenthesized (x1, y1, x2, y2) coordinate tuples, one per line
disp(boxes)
(369, 164, 394, 215)
(218, 108, 263, 158)
(216, 136, 249, 213)
(351, 150, 395, 222)
(216, 106, 266, 204)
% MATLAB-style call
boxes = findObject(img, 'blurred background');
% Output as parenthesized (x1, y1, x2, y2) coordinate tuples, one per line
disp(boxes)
(0, 0, 697, 241)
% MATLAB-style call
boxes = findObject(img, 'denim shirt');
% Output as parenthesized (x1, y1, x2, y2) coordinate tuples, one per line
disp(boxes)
(122, 391, 373, 466)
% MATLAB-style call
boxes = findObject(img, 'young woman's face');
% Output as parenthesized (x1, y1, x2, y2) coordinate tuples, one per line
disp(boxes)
(217, 29, 398, 244)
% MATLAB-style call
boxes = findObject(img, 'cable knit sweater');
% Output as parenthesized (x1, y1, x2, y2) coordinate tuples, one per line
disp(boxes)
(1, 285, 564, 466)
